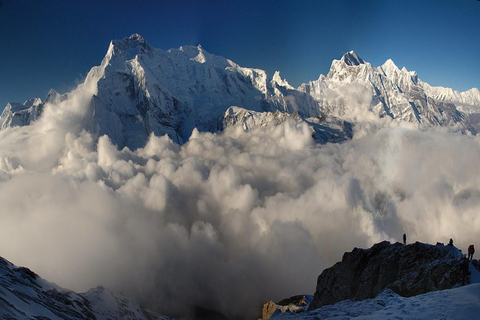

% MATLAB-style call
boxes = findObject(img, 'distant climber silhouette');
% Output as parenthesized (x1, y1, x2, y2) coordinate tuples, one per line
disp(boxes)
(403, 233, 406, 245)
(468, 244, 475, 260)
(448, 238, 454, 246)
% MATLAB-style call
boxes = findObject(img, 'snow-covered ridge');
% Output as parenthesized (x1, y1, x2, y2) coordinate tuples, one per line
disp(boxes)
(0, 98, 43, 129)
(0, 255, 170, 320)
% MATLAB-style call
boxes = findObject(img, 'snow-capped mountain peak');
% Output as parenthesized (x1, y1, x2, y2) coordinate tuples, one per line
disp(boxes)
(62, 34, 323, 149)
(191, 45, 207, 63)
(380, 58, 399, 74)
(171, 44, 235, 70)
(379, 59, 419, 86)
(469, 88, 480, 96)
(326, 51, 373, 81)
(272, 71, 294, 89)
(341, 50, 365, 66)
(100, 33, 153, 72)
(178, 44, 213, 64)
(111, 33, 150, 52)
(22, 97, 42, 109)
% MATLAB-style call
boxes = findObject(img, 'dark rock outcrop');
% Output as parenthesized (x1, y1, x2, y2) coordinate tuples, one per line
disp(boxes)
(308, 241, 464, 311)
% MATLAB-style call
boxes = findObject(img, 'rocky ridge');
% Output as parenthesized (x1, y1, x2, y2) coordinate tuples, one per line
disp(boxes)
(308, 241, 465, 310)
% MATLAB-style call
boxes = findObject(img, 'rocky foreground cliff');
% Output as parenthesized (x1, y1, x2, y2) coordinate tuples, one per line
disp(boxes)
(262, 241, 476, 319)
(309, 241, 464, 310)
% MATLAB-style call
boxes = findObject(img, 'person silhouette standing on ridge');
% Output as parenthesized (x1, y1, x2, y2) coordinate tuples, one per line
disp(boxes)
(403, 233, 406, 245)
(468, 244, 475, 260)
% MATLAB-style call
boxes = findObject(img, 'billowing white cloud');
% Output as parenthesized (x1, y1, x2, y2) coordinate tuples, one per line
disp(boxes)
(0, 86, 479, 318)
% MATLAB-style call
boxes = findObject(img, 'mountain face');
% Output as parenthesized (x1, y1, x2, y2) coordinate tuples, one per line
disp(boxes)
(1, 35, 480, 149)
(0, 255, 169, 320)
(82, 34, 322, 149)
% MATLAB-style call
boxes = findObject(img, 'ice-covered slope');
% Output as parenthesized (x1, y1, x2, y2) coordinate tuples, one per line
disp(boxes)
(299, 50, 480, 131)
(0, 255, 169, 320)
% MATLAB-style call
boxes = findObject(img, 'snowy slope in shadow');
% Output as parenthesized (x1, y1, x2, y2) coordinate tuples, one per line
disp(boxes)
(0, 256, 169, 320)
(272, 284, 480, 320)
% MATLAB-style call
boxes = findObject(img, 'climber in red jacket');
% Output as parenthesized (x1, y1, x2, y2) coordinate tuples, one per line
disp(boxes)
(468, 244, 475, 260)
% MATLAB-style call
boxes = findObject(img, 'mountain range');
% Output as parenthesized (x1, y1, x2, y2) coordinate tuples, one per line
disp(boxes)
(2, 34, 479, 149)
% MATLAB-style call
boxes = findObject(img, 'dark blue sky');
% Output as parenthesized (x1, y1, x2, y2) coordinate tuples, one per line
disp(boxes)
(0, 0, 479, 108)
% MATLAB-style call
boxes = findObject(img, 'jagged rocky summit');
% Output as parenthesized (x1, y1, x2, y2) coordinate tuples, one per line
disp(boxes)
(0, 255, 169, 320)
(1, 34, 479, 150)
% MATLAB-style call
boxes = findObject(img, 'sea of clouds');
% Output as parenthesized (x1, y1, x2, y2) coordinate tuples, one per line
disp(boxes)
(0, 84, 479, 319)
